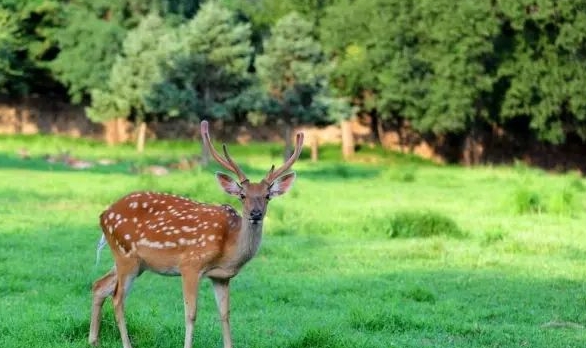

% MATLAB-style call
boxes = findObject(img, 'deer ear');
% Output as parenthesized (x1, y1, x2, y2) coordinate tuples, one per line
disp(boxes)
(269, 172, 296, 198)
(216, 172, 242, 196)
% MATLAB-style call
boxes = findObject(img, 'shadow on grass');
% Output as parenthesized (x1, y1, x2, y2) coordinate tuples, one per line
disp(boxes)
(282, 270, 586, 348)
(297, 163, 382, 181)
(45, 268, 586, 348)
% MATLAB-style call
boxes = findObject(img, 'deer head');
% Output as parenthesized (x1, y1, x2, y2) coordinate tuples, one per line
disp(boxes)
(200, 121, 304, 224)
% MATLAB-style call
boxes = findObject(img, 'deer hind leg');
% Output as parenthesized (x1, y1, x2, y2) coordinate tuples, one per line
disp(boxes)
(89, 266, 117, 346)
(112, 258, 141, 348)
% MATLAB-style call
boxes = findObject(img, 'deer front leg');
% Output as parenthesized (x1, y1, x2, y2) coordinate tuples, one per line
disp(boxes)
(181, 268, 201, 348)
(89, 267, 117, 346)
(212, 278, 232, 348)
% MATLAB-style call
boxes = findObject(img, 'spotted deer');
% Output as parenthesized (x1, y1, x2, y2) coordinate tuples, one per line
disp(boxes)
(89, 120, 304, 348)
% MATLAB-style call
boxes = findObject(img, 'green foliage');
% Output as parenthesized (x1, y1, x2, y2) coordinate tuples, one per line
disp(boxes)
(496, 0, 586, 144)
(3, 0, 586, 154)
(147, 2, 254, 120)
(256, 12, 330, 125)
(0, 7, 21, 92)
(321, 0, 586, 144)
(86, 13, 172, 123)
(47, 4, 126, 103)
(387, 211, 465, 239)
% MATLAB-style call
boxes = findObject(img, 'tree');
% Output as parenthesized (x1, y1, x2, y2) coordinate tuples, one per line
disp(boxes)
(320, 0, 405, 143)
(256, 12, 329, 158)
(495, 0, 586, 144)
(86, 13, 173, 152)
(0, 7, 21, 93)
(146, 2, 254, 122)
(48, 3, 126, 104)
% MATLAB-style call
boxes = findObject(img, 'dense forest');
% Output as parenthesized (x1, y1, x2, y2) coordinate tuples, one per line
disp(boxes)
(1, 0, 586, 162)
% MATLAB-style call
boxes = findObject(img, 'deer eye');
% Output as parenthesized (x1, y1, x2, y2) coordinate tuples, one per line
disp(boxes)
(239, 193, 246, 200)
(265, 194, 271, 200)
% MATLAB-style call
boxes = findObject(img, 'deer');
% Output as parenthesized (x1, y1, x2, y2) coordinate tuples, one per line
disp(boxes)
(89, 120, 304, 348)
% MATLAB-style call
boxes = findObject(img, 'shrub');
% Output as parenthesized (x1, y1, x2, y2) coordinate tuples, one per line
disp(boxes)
(381, 165, 417, 182)
(402, 286, 437, 303)
(511, 187, 545, 214)
(387, 211, 464, 239)
(548, 187, 579, 216)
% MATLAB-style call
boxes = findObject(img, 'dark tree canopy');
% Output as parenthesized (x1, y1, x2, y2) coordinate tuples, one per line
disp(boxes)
(2, 0, 586, 150)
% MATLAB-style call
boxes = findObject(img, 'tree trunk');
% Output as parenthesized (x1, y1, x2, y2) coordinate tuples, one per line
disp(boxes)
(462, 126, 484, 166)
(310, 131, 319, 162)
(116, 118, 126, 143)
(370, 111, 384, 144)
(136, 121, 147, 153)
(341, 119, 354, 160)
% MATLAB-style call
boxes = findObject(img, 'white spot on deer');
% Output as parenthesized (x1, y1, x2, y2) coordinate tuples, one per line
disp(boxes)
(201, 241, 206, 247)
(132, 217, 138, 223)
(129, 202, 138, 209)
(164, 241, 177, 248)
(124, 234, 131, 240)
(179, 238, 186, 245)
(148, 207, 154, 213)
(181, 226, 193, 232)
(212, 222, 219, 227)
(208, 235, 215, 241)
(115, 214, 121, 220)
(142, 202, 148, 208)
(108, 212, 115, 220)
(108, 226, 113, 234)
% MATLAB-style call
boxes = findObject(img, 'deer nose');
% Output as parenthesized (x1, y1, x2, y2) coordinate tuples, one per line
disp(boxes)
(250, 209, 263, 220)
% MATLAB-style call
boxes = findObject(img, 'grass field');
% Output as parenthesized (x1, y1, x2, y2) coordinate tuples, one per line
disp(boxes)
(1, 135, 586, 348)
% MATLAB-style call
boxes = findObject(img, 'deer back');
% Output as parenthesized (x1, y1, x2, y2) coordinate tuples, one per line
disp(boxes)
(99, 191, 241, 273)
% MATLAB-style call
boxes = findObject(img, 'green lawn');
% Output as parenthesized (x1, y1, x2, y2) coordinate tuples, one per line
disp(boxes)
(1, 135, 586, 348)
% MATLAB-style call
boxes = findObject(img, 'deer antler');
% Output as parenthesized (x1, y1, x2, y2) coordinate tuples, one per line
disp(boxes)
(201, 120, 247, 182)
(265, 132, 304, 183)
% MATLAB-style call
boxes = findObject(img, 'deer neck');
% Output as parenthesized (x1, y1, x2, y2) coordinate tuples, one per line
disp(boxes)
(234, 219, 263, 263)
(219, 217, 263, 272)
